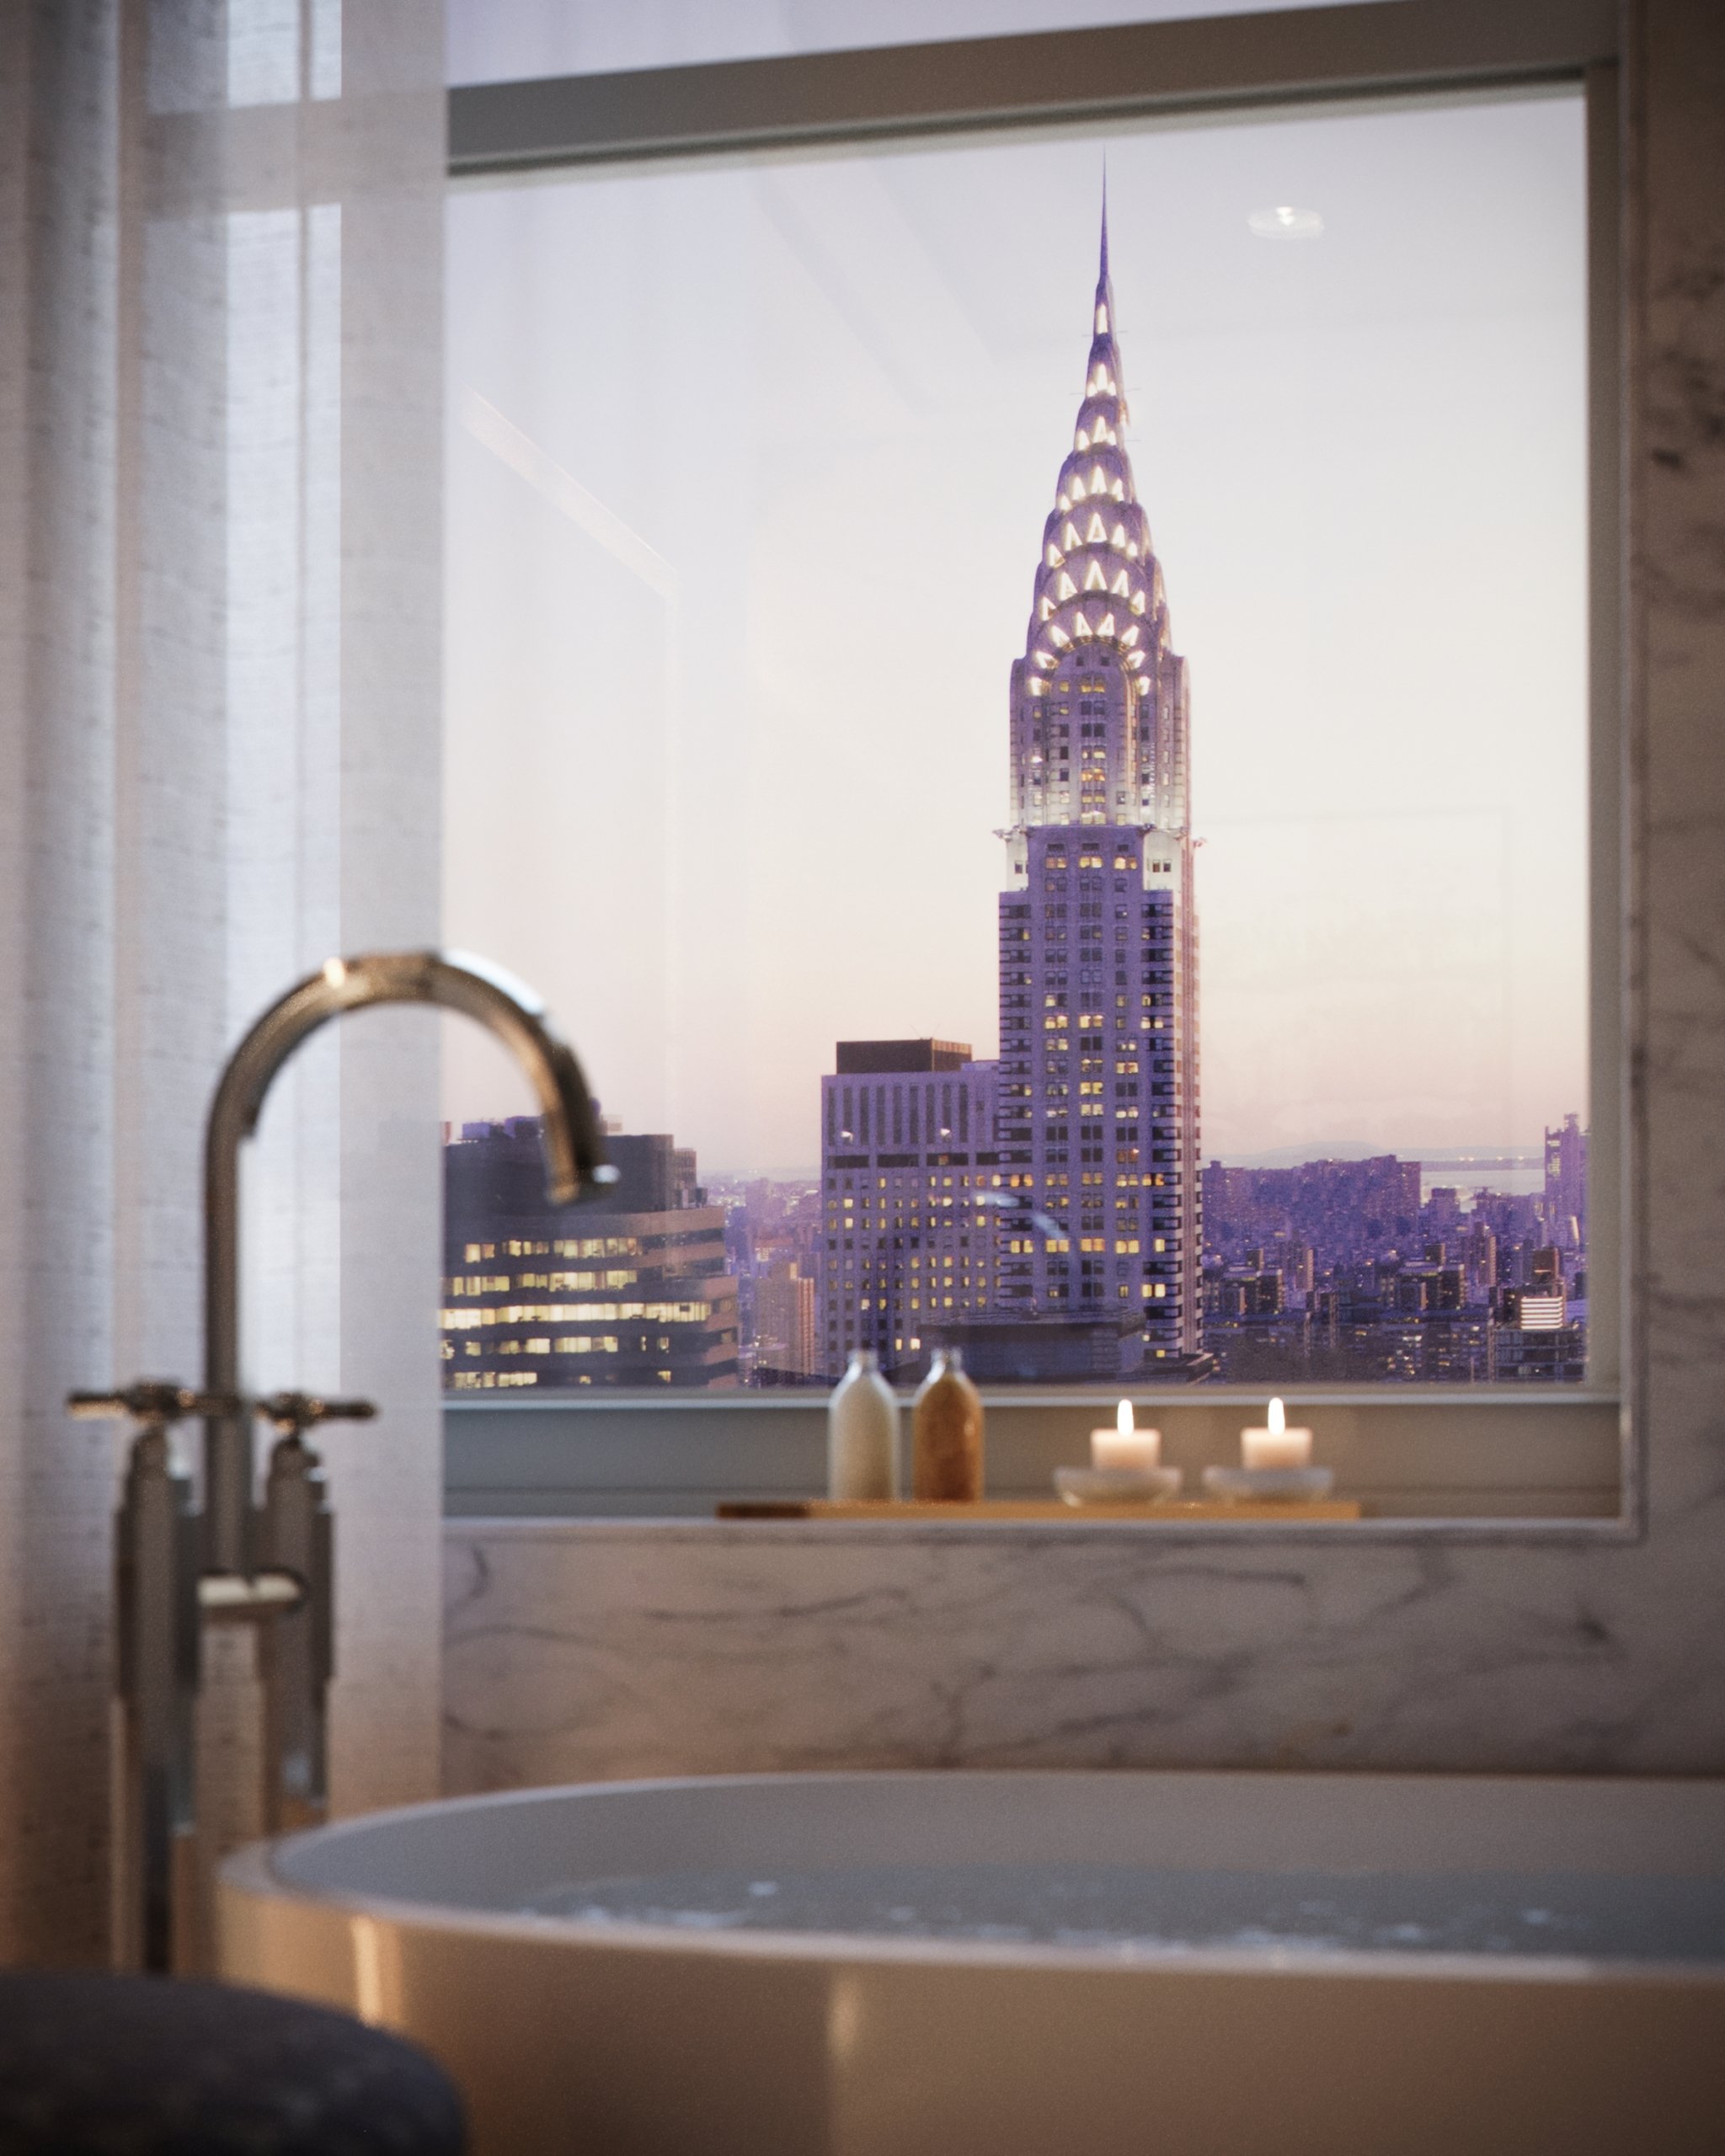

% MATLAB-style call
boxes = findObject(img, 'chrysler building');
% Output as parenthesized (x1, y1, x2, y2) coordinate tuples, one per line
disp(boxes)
(993, 203, 1203, 1364)
(819, 204, 1201, 1378)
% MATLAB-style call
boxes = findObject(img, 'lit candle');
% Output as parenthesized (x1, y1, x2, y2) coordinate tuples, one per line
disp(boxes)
(1092, 1398, 1162, 1471)
(1241, 1397, 1312, 1471)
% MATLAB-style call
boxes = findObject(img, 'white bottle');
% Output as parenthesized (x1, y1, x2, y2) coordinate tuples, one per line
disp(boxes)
(827, 1349, 900, 1501)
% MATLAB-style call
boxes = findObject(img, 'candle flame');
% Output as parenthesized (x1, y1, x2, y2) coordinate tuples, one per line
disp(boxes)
(1268, 1397, 1284, 1435)
(1117, 1398, 1134, 1435)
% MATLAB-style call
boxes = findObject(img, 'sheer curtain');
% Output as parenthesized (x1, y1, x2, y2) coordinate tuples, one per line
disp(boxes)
(0, 0, 445, 1963)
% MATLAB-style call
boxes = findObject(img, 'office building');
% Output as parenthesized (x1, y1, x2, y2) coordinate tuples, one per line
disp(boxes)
(443, 1118, 738, 1389)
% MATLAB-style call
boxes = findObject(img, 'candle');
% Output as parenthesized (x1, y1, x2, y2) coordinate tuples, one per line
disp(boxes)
(1241, 1396, 1313, 1470)
(1092, 1398, 1162, 1471)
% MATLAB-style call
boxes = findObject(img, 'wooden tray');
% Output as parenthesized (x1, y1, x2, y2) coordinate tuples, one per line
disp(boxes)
(715, 1497, 1362, 1523)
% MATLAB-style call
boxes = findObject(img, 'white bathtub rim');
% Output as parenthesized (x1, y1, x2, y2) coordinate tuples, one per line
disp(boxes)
(220, 1769, 1725, 1991)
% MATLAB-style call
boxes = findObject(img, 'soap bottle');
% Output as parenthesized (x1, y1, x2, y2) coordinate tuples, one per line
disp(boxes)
(827, 1349, 900, 1501)
(911, 1348, 984, 1502)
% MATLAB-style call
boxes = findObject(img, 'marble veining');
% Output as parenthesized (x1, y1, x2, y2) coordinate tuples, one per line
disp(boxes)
(442, 1506, 1725, 1790)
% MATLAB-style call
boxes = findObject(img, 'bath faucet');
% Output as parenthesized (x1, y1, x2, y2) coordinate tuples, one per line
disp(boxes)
(73, 952, 610, 1972)
(203, 952, 605, 1573)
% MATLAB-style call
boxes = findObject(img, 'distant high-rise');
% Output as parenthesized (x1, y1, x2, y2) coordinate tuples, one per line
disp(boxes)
(818, 1041, 999, 1374)
(996, 202, 1203, 1366)
(754, 1261, 819, 1380)
(443, 1119, 738, 1389)
(1544, 1113, 1588, 1249)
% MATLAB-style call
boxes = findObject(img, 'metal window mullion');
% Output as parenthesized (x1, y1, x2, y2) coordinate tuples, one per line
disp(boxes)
(1585, 58, 1625, 1417)
(447, 0, 1620, 175)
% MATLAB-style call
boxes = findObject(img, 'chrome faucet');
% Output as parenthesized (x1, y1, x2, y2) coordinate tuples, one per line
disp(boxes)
(72, 952, 609, 1971)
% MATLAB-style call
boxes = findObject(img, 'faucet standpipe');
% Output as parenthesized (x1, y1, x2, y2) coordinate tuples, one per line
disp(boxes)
(69, 1379, 385, 1961)
(250, 1393, 375, 1840)
(68, 1380, 239, 1972)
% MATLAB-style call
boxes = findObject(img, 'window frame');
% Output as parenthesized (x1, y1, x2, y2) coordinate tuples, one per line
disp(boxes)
(441, 0, 1632, 1534)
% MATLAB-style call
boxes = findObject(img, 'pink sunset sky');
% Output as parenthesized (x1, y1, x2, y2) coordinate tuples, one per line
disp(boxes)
(441, 89, 1588, 1176)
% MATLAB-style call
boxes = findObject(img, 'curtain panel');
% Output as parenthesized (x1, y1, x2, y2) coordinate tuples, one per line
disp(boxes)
(0, 0, 445, 1964)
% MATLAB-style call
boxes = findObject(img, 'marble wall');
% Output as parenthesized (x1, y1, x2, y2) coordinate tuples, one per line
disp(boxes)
(445, 0, 1725, 1798)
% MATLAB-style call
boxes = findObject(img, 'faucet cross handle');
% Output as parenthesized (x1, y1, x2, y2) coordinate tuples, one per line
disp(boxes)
(67, 1381, 243, 1428)
(254, 1391, 377, 1438)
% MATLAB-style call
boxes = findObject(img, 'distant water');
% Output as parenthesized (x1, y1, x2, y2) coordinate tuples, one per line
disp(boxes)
(520, 1863, 1725, 1965)
(1210, 1153, 1548, 1203)
(1421, 1166, 1545, 1203)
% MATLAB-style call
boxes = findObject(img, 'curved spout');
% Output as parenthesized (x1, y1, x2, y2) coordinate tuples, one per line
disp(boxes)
(202, 950, 609, 1570)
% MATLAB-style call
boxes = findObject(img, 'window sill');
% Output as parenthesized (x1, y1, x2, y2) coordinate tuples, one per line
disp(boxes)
(446, 1514, 1635, 1552)
(445, 1389, 1627, 1537)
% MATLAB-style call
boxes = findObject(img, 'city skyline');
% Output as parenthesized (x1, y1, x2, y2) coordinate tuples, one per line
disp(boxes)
(442, 165, 1589, 1396)
(441, 1116, 1589, 1389)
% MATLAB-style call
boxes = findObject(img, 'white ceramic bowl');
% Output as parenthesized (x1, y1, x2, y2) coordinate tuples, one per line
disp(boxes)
(1054, 1464, 1183, 1505)
(1202, 1464, 1336, 1502)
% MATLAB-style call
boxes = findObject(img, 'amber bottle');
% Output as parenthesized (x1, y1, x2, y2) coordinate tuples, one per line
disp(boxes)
(911, 1348, 984, 1502)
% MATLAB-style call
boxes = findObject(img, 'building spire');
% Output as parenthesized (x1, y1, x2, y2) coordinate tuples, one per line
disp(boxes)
(1092, 170, 1117, 362)
(1016, 200, 1158, 691)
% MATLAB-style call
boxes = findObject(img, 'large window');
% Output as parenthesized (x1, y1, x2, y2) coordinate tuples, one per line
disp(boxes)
(442, 26, 1599, 1403)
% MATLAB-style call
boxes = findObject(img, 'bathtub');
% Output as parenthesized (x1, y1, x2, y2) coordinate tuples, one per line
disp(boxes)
(218, 1769, 1725, 2154)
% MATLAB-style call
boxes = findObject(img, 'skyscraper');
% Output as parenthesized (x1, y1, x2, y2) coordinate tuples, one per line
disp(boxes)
(996, 204, 1203, 1368)
(443, 1120, 739, 1389)
(815, 204, 1202, 1381)
(753, 1261, 820, 1381)
(1543, 1112, 1588, 1250)
(819, 1040, 1000, 1374)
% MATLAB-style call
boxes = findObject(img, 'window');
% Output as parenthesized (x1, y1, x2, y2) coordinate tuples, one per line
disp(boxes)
(441, 2, 1624, 1523)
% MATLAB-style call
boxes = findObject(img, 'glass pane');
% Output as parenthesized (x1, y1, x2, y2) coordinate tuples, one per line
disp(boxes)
(443, 89, 1588, 1393)
(446, 0, 1381, 86)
